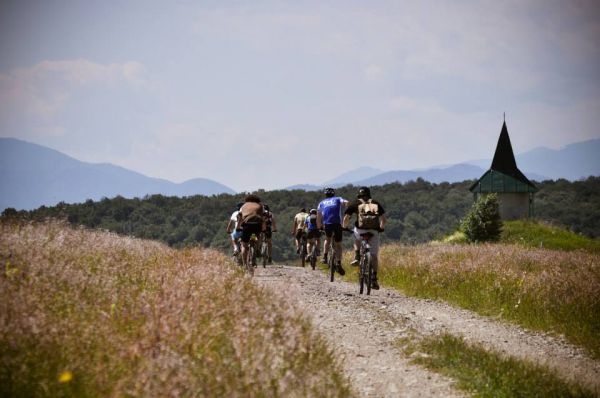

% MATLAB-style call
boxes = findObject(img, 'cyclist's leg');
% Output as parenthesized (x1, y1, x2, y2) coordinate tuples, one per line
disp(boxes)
(322, 225, 333, 263)
(332, 224, 345, 275)
(351, 230, 361, 265)
(240, 227, 251, 269)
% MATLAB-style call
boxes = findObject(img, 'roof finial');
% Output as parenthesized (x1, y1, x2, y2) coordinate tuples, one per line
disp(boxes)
(503, 112, 506, 122)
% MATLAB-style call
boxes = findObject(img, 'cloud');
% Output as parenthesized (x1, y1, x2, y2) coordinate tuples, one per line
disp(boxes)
(0, 59, 148, 118)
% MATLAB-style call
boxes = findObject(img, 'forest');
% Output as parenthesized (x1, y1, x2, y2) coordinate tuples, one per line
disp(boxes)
(4, 177, 599, 262)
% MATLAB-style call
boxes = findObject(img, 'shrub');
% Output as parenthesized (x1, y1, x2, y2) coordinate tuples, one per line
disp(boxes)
(460, 193, 502, 242)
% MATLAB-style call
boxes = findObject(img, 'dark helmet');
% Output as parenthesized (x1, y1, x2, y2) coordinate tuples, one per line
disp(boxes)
(323, 187, 335, 197)
(244, 194, 261, 203)
(300, 208, 307, 213)
(236, 202, 244, 210)
(309, 208, 317, 215)
(357, 186, 371, 199)
(264, 204, 270, 211)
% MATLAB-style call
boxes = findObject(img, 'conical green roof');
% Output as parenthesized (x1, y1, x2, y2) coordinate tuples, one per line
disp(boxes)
(470, 121, 538, 193)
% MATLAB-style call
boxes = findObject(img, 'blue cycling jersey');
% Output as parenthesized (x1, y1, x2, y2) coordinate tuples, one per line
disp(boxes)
(305, 214, 318, 231)
(317, 196, 345, 225)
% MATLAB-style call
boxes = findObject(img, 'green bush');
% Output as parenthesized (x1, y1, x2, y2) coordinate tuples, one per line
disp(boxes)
(460, 193, 503, 242)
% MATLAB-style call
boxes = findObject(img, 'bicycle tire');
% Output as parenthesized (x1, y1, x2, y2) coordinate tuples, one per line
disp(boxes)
(310, 246, 316, 270)
(262, 243, 267, 267)
(365, 251, 372, 295)
(359, 255, 365, 295)
(329, 245, 335, 282)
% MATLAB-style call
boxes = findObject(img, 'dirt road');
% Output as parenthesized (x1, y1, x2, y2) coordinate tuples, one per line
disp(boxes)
(254, 264, 600, 397)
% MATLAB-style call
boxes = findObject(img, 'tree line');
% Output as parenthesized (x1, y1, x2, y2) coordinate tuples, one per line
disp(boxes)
(4, 177, 599, 262)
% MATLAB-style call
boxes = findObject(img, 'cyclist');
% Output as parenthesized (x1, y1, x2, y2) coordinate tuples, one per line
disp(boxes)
(263, 204, 277, 264)
(291, 207, 309, 254)
(305, 208, 321, 260)
(317, 187, 348, 275)
(225, 202, 244, 255)
(342, 186, 386, 290)
(236, 194, 266, 270)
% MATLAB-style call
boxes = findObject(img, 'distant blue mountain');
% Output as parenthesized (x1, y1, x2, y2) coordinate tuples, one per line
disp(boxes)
(323, 166, 384, 186)
(0, 138, 235, 210)
(354, 164, 484, 186)
(284, 138, 600, 190)
(465, 139, 600, 180)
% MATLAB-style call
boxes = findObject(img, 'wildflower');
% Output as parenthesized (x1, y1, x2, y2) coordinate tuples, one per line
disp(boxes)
(59, 371, 73, 383)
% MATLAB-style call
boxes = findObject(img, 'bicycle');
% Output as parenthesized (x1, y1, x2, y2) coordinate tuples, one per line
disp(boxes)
(241, 233, 259, 275)
(299, 232, 308, 267)
(357, 231, 374, 295)
(325, 237, 340, 282)
(306, 231, 321, 270)
(232, 238, 243, 267)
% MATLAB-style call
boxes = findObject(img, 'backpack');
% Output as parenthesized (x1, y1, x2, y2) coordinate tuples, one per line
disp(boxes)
(357, 199, 380, 229)
(240, 202, 263, 224)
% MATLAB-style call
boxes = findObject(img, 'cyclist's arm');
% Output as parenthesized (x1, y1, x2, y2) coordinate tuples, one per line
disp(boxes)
(291, 217, 297, 234)
(236, 212, 243, 229)
(342, 213, 351, 229)
(271, 215, 277, 232)
(316, 211, 323, 230)
(379, 214, 387, 231)
(226, 219, 234, 234)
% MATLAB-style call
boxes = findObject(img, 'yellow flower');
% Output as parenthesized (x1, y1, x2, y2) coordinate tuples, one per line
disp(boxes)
(58, 371, 73, 383)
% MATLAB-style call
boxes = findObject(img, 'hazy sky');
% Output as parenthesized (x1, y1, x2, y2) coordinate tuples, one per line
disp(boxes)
(1, 1, 599, 191)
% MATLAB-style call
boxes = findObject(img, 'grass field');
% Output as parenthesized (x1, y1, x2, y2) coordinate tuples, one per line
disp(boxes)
(442, 220, 600, 253)
(0, 220, 353, 397)
(402, 333, 596, 397)
(360, 242, 600, 360)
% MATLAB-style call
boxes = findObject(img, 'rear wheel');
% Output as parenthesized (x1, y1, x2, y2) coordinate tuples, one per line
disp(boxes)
(365, 252, 372, 295)
(359, 255, 365, 294)
(310, 247, 316, 270)
(329, 248, 335, 282)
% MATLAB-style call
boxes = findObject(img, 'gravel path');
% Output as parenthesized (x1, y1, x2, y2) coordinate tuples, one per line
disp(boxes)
(254, 264, 600, 397)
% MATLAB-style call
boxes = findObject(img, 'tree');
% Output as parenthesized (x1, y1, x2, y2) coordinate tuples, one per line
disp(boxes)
(460, 193, 503, 242)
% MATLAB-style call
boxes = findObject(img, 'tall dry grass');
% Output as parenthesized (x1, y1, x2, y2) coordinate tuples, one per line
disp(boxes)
(375, 243, 600, 359)
(0, 220, 352, 397)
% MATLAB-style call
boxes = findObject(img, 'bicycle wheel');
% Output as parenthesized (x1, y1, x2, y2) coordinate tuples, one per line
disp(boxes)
(359, 255, 365, 295)
(365, 252, 372, 295)
(301, 241, 307, 267)
(329, 246, 335, 282)
(310, 246, 316, 270)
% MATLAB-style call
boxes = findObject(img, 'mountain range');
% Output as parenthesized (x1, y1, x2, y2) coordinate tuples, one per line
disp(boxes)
(2, 137, 599, 211)
(0, 138, 235, 211)
(286, 139, 600, 190)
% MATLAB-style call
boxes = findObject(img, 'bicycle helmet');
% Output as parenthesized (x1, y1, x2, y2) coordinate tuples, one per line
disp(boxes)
(236, 202, 244, 210)
(357, 186, 371, 199)
(300, 208, 307, 213)
(309, 208, 317, 215)
(264, 204, 270, 211)
(323, 187, 335, 197)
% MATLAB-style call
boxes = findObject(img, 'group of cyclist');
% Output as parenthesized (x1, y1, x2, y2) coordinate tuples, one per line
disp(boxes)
(225, 194, 276, 268)
(226, 186, 386, 289)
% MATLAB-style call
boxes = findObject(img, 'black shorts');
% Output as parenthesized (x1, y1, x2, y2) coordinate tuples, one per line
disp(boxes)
(264, 228, 273, 239)
(307, 229, 321, 240)
(324, 223, 343, 242)
(295, 229, 306, 240)
(241, 223, 262, 243)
